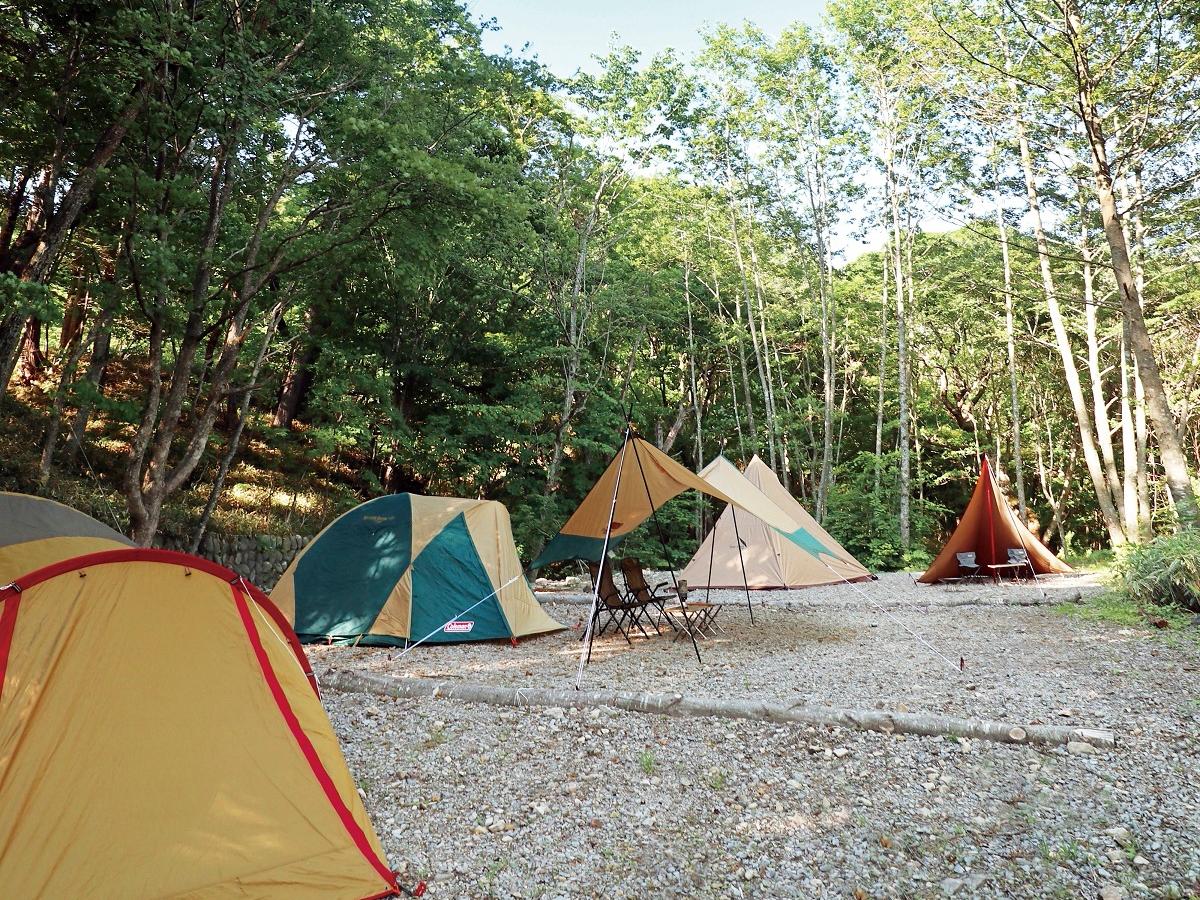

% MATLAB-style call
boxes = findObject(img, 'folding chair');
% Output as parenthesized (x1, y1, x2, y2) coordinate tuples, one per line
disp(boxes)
(1007, 547, 1036, 582)
(586, 559, 653, 644)
(953, 551, 983, 583)
(620, 557, 719, 638)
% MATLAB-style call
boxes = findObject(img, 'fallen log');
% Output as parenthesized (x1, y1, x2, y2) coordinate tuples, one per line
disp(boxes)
(324, 670, 1115, 749)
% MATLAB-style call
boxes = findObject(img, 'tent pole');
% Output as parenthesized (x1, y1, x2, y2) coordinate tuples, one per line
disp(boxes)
(576, 428, 631, 685)
(704, 505, 717, 607)
(729, 505, 754, 625)
(629, 436, 703, 665)
(991, 455, 1047, 597)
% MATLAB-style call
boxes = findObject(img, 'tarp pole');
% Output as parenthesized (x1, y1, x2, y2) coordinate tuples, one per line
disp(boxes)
(629, 436, 703, 665)
(990, 456, 1047, 596)
(704, 505, 717, 606)
(575, 428, 631, 686)
(729, 505, 754, 625)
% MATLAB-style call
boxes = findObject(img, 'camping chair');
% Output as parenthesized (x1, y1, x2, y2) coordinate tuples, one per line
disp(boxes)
(586, 559, 653, 644)
(617, 557, 677, 636)
(1007, 547, 1036, 582)
(951, 551, 984, 583)
(620, 557, 719, 639)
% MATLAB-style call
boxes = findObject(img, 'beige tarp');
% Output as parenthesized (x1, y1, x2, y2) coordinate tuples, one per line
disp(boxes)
(532, 436, 736, 566)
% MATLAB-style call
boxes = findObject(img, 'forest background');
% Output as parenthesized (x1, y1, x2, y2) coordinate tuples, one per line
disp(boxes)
(1, 0, 1198, 573)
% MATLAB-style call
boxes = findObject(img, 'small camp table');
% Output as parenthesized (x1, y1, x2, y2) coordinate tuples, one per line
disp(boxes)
(661, 580, 722, 640)
(987, 562, 1033, 583)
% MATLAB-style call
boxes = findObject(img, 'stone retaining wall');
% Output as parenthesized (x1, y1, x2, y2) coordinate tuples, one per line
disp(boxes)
(154, 532, 310, 590)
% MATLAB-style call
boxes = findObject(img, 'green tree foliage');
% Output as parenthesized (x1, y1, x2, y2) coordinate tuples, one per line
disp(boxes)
(0, 0, 1197, 574)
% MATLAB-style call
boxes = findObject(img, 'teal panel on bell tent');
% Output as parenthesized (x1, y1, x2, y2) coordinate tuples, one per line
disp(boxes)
(291, 494, 413, 640)
(408, 513, 510, 642)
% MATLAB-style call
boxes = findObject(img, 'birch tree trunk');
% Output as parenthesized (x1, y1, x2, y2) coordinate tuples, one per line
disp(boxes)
(885, 141, 910, 551)
(875, 242, 889, 497)
(1064, 0, 1198, 529)
(995, 190, 1026, 520)
(1079, 192, 1125, 527)
(1015, 117, 1126, 546)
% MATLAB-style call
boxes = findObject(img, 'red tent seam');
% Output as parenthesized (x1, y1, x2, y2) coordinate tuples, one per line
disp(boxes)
(4, 548, 317, 694)
(231, 583, 398, 894)
(0, 592, 20, 703)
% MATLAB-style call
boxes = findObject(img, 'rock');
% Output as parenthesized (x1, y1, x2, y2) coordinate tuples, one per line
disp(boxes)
(941, 877, 964, 895)
(1132, 855, 1149, 867)
(1105, 826, 1134, 848)
(1099, 886, 1127, 900)
(1067, 741, 1097, 756)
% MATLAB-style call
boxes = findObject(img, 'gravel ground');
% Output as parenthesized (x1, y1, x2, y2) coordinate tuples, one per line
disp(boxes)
(316, 573, 1200, 899)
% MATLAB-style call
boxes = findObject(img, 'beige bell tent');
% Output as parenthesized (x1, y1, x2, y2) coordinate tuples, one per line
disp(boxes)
(681, 456, 871, 589)
(0, 491, 131, 584)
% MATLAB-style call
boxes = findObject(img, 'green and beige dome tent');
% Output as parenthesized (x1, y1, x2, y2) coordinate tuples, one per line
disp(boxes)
(0, 491, 131, 584)
(681, 456, 871, 590)
(272, 493, 563, 645)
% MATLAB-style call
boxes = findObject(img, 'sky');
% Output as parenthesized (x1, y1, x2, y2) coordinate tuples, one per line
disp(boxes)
(464, 0, 955, 260)
(469, 0, 829, 76)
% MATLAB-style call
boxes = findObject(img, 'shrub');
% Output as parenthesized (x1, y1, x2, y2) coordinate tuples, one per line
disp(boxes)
(1113, 530, 1200, 612)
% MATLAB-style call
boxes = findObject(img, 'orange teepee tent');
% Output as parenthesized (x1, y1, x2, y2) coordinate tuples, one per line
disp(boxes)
(919, 457, 1071, 583)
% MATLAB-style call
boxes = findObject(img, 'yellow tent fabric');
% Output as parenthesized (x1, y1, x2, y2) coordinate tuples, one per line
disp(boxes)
(0, 491, 131, 584)
(681, 456, 871, 589)
(272, 493, 563, 644)
(0, 549, 398, 899)
(532, 436, 735, 566)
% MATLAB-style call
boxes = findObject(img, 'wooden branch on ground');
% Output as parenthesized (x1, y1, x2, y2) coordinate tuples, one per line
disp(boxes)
(324, 670, 1116, 749)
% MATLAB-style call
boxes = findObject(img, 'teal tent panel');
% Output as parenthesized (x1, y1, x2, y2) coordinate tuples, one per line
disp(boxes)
(293, 495, 412, 639)
(531, 532, 627, 568)
(780, 526, 838, 562)
(409, 512, 511, 642)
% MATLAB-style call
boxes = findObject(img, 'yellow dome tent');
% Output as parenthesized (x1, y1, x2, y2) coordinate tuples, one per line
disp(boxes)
(0, 491, 131, 584)
(0, 548, 401, 899)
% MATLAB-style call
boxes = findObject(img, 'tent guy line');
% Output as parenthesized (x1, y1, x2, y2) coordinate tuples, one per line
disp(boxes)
(813, 556, 965, 675)
(393, 571, 530, 661)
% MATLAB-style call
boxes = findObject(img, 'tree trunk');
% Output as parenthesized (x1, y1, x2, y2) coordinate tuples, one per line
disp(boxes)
(39, 308, 112, 484)
(875, 242, 889, 496)
(995, 190, 1026, 520)
(1080, 192, 1125, 527)
(0, 77, 152, 391)
(191, 301, 285, 552)
(63, 323, 112, 466)
(328, 670, 1115, 749)
(886, 146, 910, 550)
(272, 332, 321, 427)
(1064, 0, 1198, 529)
(1015, 117, 1126, 546)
